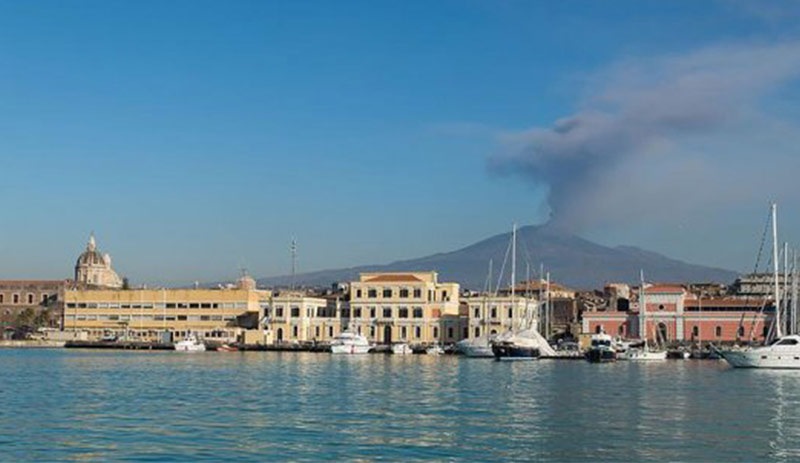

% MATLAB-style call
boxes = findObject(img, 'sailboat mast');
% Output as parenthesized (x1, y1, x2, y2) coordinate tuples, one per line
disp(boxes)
(640, 270, 646, 344)
(792, 249, 798, 336)
(784, 242, 789, 336)
(773, 203, 782, 339)
(511, 223, 516, 329)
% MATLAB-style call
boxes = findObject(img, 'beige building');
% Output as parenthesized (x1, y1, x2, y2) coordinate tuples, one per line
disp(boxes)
(347, 272, 460, 345)
(261, 292, 342, 343)
(463, 294, 540, 340)
(63, 286, 264, 341)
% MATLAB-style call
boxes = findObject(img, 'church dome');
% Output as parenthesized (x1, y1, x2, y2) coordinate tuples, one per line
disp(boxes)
(75, 234, 106, 268)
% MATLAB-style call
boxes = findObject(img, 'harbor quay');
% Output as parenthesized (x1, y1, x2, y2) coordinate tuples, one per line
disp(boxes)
(0, 233, 787, 353)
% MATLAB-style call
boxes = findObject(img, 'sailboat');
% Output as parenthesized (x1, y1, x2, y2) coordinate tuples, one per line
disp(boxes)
(457, 260, 497, 358)
(718, 203, 800, 369)
(491, 224, 556, 361)
(622, 271, 667, 361)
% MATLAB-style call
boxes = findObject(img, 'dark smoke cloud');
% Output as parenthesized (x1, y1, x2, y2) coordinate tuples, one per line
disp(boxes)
(492, 41, 800, 230)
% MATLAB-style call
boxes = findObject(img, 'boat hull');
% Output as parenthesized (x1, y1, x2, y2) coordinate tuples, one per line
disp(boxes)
(331, 344, 371, 354)
(586, 347, 616, 363)
(623, 348, 667, 361)
(718, 349, 800, 369)
(391, 343, 412, 355)
(459, 344, 494, 358)
(492, 343, 540, 361)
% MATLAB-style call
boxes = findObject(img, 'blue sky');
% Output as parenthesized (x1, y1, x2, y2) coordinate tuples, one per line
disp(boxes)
(1, 1, 799, 284)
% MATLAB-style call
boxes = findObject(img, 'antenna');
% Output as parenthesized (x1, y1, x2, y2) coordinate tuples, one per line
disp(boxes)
(290, 236, 297, 290)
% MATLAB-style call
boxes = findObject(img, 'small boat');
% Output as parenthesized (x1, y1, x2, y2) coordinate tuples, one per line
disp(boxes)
(624, 347, 668, 361)
(174, 333, 206, 352)
(330, 331, 371, 354)
(585, 332, 617, 363)
(666, 348, 691, 359)
(216, 344, 238, 352)
(425, 343, 444, 355)
(491, 328, 545, 361)
(391, 342, 412, 355)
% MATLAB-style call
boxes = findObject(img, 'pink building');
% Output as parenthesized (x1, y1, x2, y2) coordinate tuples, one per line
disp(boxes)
(582, 284, 772, 344)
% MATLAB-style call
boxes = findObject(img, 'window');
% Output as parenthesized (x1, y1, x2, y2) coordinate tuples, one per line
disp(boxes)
(41, 294, 48, 304)
(383, 289, 392, 298)
(329, 326, 334, 337)
(463, 327, 468, 339)
(442, 291, 448, 301)
(356, 289, 362, 298)
(398, 307, 409, 318)
(369, 326, 375, 337)
(776, 338, 799, 345)
(399, 288, 409, 298)
(508, 307, 513, 318)
(715, 326, 722, 338)
(413, 289, 422, 298)
(737, 326, 745, 337)
(618, 325, 625, 335)
(433, 327, 439, 339)
(401, 326, 407, 339)
(353, 308, 362, 318)
(383, 307, 392, 318)
(413, 307, 423, 318)
(415, 326, 421, 338)
(490, 307, 497, 318)
(369, 307, 376, 318)
(293, 326, 298, 338)
(368, 289, 377, 298)
(275, 307, 284, 317)
(474, 327, 480, 337)
(13, 294, 19, 304)
(315, 326, 320, 338)
(291, 307, 300, 317)
(0, 294, 3, 303)
(448, 327, 454, 339)
(595, 325, 603, 334)
(692, 326, 699, 337)
(658, 304, 665, 311)
(473, 307, 480, 318)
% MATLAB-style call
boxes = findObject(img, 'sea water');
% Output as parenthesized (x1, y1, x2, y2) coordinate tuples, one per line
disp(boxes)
(1, 349, 799, 462)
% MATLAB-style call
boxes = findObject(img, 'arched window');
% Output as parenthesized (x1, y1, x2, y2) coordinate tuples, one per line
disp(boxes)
(692, 326, 699, 337)
(595, 325, 603, 334)
(27, 294, 34, 304)
(715, 326, 722, 338)
(12, 294, 19, 304)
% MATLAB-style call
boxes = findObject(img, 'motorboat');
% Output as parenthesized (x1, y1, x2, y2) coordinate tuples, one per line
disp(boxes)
(623, 347, 668, 361)
(391, 342, 412, 355)
(330, 331, 371, 354)
(174, 333, 206, 352)
(585, 332, 617, 363)
(717, 335, 800, 368)
(425, 343, 444, 355)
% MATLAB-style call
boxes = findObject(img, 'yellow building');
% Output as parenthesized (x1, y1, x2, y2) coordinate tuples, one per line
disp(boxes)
(261, 292, 342, 343)
(348, 272, 460, 345)
(63, 287, 264, 342)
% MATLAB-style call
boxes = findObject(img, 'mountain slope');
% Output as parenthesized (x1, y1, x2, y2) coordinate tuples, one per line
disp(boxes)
(258, 224, 739, 290)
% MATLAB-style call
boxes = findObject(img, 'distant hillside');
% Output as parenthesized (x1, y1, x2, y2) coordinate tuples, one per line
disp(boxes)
(258, 224, 739, 290)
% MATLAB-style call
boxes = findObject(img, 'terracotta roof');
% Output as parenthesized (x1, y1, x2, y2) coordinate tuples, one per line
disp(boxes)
(684, 298, 768, 308)
(644, 285, 685, 294)
(364, 274, 423, 283)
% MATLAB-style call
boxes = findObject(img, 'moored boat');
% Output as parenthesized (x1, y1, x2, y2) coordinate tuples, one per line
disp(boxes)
(330, 331, 371, 354)
(456, 336, 495, 358)
(174, 333, 206, 352)
(586, 332, 617, 363)
(391, 342, 412, 355)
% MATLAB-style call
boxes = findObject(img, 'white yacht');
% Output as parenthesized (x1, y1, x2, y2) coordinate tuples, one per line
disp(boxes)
(174, 333, 206, 352)
(718, 203, 800, 369)
(585, 332, 617, 363)
(391, 342, 412, 355)
(718, 335, 800, 368)
(330, 331, 371, 354)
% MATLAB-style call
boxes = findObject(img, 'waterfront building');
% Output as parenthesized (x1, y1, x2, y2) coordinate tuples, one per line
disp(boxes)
(261, 291, 341, 343)
(63, 284, 264, 341)
(0, 280, 67, 338)
(347, 272, 461, 345)
(462, 293, 539, 340)
(74, 234, 123, 289)
(582, 283, 772, 344)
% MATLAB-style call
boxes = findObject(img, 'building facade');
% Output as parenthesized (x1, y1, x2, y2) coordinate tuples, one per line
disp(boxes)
(582, 284, 773, 344)
(261, 292, 341, 343)
(463, 294, 539, 340)
(63, 287, 264, 341)
(0, 280, 67, 338)
(347, 272, 461, 345)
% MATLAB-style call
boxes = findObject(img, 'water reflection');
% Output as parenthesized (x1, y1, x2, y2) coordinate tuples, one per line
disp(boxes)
(4, 350, 800, 461)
